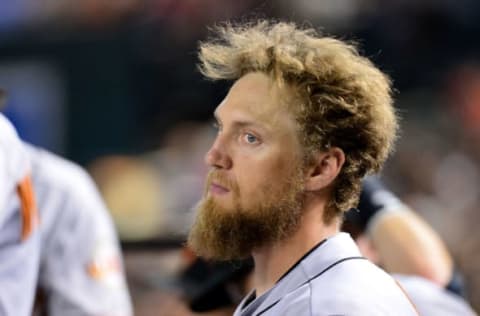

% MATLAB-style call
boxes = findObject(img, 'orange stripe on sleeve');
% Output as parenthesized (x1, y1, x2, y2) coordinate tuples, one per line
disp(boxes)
(17, 175, 39, 241)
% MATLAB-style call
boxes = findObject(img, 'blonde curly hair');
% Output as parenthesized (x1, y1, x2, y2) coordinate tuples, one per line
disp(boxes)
(198, 20, 397, 223)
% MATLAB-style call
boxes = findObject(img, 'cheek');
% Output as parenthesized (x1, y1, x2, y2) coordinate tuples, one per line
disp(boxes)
(235, 150, 299, 199)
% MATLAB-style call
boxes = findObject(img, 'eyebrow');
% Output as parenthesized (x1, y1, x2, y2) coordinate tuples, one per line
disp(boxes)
(213, 112, 269, 132)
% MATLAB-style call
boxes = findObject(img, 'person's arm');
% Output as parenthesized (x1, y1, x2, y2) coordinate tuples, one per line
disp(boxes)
(28, 146, 133, 316)
(358, 177, 453, 286)
(0, 114, 41, 316)
(0, 186, 41, 316)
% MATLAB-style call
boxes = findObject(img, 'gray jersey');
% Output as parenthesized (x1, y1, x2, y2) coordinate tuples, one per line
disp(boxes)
(234, 233, 418, 316)
(25, 144, 133, 316)
(395, 275, 477, 316)
(0, 114, 40, 316)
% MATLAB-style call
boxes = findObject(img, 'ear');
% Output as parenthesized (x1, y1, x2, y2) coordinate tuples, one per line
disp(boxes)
(304, 147, 345, 192)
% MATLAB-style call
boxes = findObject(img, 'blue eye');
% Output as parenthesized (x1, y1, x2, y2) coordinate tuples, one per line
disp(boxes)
(244, 133, 258, 144)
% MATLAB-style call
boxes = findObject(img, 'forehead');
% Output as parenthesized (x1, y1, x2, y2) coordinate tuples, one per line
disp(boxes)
(215, 72, 295, 128)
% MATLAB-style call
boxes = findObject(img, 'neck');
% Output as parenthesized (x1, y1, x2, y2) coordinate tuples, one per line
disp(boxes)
(251, 198, 340, 296)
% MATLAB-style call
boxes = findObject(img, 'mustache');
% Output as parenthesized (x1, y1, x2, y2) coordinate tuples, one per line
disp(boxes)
(205, 170, 239, 193)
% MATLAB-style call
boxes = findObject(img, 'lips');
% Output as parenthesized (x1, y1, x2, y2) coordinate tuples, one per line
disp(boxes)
(209, 182, 230, 195)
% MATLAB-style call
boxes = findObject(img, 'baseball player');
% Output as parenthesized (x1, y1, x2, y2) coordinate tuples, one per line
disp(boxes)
(187, 20, 418, 315)
(1, 112, 132, 315)
(0, 114, 40, 316)
(344, 176, 478, 316)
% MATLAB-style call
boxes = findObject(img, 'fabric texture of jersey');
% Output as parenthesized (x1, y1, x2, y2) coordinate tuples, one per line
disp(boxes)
(0, 114, 40, 316)
(395, 274, 478, 316)
(234, 233, 418, 316)
(25, 143, 133, 316)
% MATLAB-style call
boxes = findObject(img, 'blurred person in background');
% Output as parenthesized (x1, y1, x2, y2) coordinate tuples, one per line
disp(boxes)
(26, 141, 133, 316)
(187, 20, 417, 315)
(0, 93, 132, 315)
(0, 104, 40, 316)
(343, 176, 478, 316)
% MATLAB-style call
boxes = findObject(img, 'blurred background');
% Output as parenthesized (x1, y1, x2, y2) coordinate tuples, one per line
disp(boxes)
(1, 0, 480, 314)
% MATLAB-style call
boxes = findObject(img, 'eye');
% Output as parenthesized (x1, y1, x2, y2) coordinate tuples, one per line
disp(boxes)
(243, 133, 259, 144)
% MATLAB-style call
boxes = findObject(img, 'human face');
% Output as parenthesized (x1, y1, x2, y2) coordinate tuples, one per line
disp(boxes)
(205, 72, 303, 209)
(188, 72, 306, 260)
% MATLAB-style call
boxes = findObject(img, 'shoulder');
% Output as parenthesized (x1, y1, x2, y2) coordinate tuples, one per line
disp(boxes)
(25, 143, 99, 200)
(0, 115, 30, 184)
(0, 116, 31, 223)
(307, 259, 418, 315)
(24, 143, 112, 230)
(310, 256, 394, 287)
(264, 279, 409, 316)
(395, 274, 477, 316)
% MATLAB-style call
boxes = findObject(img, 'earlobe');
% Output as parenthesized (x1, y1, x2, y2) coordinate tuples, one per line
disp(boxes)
(305, 147, 345, 192)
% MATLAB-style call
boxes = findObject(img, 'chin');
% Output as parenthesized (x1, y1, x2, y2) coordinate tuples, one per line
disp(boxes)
(202, 195, 235, 212)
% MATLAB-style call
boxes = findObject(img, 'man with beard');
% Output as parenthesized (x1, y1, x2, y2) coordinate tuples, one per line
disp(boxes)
(187, 21, 418, 315)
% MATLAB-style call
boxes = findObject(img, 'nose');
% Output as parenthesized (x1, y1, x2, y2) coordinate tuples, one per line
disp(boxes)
(204, 136, 232, 170)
